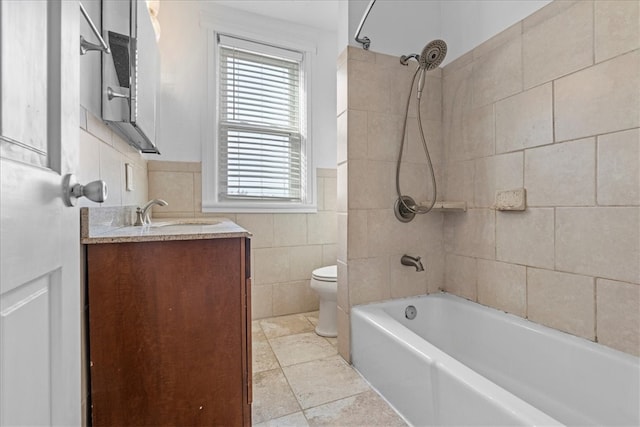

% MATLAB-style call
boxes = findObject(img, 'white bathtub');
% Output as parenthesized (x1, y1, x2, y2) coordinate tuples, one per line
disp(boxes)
(351, 293, 640, 426)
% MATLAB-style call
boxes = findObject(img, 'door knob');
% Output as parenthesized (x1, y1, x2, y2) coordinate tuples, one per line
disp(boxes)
(62, 174, 108, 207)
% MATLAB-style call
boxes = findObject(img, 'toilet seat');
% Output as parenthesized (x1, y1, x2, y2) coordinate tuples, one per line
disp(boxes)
(312, 265, 337, 282)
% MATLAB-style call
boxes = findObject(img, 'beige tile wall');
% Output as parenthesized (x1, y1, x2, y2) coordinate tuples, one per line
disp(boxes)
(337, 47, 445, 361)
(78, 108, 149, 209)
(442, 0, 639, 356)
(147, 161, 338, 319)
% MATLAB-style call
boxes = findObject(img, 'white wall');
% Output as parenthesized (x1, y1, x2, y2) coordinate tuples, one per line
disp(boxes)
(155, 0, 551, 167)
(155, 1, 337, 168)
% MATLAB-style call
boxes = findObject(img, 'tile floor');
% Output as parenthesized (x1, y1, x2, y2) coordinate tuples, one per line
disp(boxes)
(252, 311, 408, 426)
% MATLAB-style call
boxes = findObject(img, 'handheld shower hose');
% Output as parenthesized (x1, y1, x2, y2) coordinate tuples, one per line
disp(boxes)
(395, 40, 447, 222)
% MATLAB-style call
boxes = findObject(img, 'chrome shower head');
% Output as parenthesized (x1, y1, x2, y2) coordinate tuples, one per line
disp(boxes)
(419, 39, 447, 70)
(416, 39, 447, 99)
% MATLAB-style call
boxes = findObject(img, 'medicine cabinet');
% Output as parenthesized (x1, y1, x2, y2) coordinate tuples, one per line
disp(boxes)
(102, 0, 160, 153)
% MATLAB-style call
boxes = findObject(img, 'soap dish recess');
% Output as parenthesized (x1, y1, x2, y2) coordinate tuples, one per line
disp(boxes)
(419, 201, 467, 212)
(493, 188, 526, 211)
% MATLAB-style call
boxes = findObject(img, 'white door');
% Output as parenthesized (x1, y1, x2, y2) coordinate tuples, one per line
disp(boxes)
(0, 1, 81, 425)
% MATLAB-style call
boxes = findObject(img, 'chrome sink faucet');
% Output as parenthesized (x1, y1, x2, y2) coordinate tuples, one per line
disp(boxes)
(134, 199, 168, 226)
(401, 255, 424, 272)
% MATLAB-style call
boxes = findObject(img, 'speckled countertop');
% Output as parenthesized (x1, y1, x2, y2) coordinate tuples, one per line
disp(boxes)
(80, 207, 251, 244)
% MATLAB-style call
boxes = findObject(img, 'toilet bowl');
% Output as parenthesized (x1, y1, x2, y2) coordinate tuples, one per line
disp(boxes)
(310, 265, 337, 337)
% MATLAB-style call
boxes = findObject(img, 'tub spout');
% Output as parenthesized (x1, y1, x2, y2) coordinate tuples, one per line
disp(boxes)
(401, 255, 424, 272)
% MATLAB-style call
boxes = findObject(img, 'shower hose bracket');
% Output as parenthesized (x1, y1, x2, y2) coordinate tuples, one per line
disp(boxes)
(394, 195, 417, 223)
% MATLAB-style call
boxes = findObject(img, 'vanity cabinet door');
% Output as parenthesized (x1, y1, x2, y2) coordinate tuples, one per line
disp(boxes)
(87, 237, 250, 426)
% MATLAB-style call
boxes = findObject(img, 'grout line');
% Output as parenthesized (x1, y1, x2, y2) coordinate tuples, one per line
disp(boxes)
(253, 314, 393, 418)
(553, 207, 557, 271)
(525, 266, 529, 319)
(492, 102, 496, 157)
(521, 26, 525, 92)
(595, 136, 600, 206)
(257, 332, 304, 418)
(593, 276, 598, 343)
(474, 256, 479, 302)
(592, 0, 596, 66)
(551, 80, 556, 144)
(301, 389, 371, 412)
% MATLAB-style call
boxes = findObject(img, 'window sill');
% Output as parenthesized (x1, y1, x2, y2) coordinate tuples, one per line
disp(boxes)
(202, 201, 317, 214)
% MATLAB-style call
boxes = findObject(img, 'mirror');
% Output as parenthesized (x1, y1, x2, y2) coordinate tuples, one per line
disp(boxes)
(102, 0, 160, 153)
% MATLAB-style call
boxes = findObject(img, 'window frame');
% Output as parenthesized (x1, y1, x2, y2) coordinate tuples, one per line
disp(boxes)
(202, 22, 316, 213)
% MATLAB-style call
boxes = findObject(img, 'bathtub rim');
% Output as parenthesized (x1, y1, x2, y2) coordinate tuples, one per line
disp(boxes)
(351, 296, 564, 426)
(351, 292, 640, 426)
(353, 292, 639, 364)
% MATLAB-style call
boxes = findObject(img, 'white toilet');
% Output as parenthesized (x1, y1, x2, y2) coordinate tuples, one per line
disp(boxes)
(310, 265, 338, 337)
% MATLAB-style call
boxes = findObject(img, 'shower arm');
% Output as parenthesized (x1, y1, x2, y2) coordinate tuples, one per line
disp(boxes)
(354, 0, 377, 50)
(400, 54, 420, 66)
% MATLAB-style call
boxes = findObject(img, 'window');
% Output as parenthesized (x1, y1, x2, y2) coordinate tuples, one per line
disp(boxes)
(206, 34, 314, 212)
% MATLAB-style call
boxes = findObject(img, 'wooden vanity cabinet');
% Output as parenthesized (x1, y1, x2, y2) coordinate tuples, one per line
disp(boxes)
(86, 237, 251, 426)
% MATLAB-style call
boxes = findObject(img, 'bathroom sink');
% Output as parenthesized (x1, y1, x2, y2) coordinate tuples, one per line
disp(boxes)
(147, 218, 224, 228)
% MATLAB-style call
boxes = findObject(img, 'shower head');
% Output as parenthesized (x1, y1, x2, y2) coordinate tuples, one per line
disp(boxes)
(417, 39, 447, 99)
(419, 39, 447, 70)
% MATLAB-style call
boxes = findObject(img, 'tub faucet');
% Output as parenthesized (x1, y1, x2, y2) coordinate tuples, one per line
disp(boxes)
(401, 255, 424, 272)
(135, 199, 168, 226)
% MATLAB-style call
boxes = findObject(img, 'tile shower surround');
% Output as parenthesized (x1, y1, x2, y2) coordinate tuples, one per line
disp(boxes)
(337, 45, 446, 362)
(338, 0, 640, 360)
(147, 161, 338, 319)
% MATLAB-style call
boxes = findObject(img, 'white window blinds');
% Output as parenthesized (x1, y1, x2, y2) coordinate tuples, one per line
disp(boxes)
(218, 34, 306, 201)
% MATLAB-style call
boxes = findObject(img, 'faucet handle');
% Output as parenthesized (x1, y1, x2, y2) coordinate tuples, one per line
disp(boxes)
(134, 208, 145, 226)
(139, 199, 169, 225)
